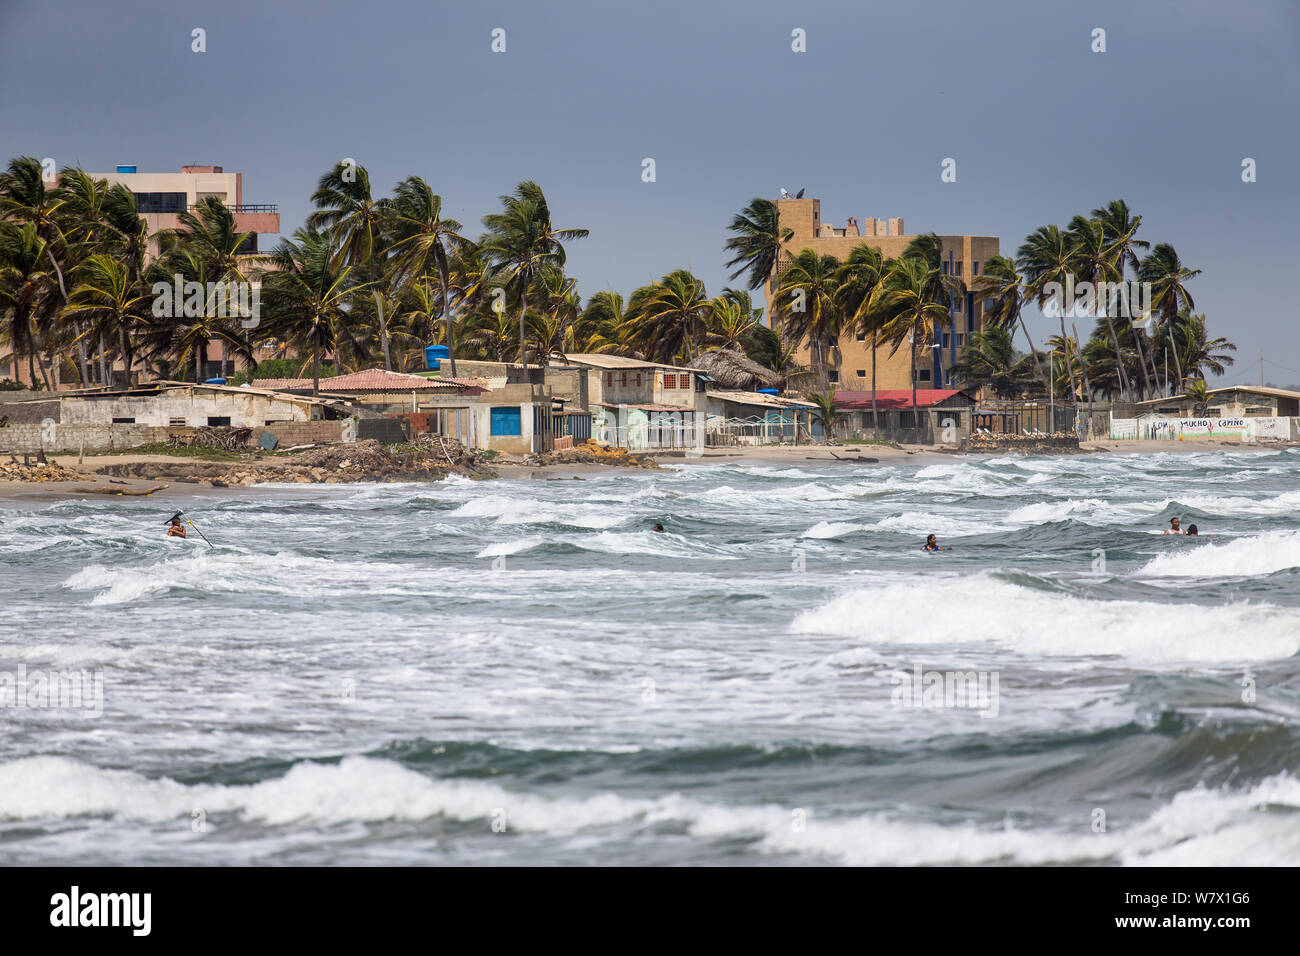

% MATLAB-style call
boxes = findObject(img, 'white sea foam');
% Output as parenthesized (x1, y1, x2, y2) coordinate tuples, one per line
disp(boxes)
(1140, 530, 1300, 578)
(2, 755, 1294, 865)
(802, 520, 862, 539)
(792, 574, 1300, 663)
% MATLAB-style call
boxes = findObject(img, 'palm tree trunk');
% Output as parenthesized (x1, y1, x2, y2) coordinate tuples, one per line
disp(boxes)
(1058, 316, 1079, 406)
(518, 285, 529, 369)
(312, 322, 321, 397)
(1015, 311, 1051, 395)
(98, 332, 110, 386)
(437, 260, 457, 378)
(372, 289, 392, 371)
(75, 322, 90, 385)
(1129, 328, 1153, 399)
(1102, 315, 1130, 401)
(1168, 323, 1185, 392)
(910, 332, 918, 438)
(870, 329, 879, 439)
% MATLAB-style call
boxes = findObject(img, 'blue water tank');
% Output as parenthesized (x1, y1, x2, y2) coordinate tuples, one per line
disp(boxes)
(115, 165, 137, 174)
(757, 387, 780, 395)
(423, 345, 450, 370)
(204, 377, 227, 385)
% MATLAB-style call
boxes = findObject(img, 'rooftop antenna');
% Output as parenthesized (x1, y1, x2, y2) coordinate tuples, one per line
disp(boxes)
(795, 187, 805, 198)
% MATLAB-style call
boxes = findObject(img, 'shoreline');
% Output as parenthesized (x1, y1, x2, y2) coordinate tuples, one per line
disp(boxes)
(0, 438, 1290, 503)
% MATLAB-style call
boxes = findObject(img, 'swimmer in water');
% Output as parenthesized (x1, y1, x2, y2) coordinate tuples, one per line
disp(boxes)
(652, 523, 665, 532)
(167, 516, 186, 538)
(1163, 516, 1182, 535)
(921, 534, 951, 552)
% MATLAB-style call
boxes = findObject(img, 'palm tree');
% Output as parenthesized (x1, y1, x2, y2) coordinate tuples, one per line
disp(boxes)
(1018, 224, 1082, 405)
(387, 176, 465, 376)
(1160, 310, 1235, 383)
(724, 197, 794, 294)
(773, 249, 841, 385)
(529, 267, 580, 363)
(1184, 378, 1211, 416)
(573, 291, 628, 354)
(706, 288, 761, 350)
(62, 254, 150, 383)
(479, 180, 587, 368)
(809, 390, 838, 438)
(1067, 214, 1131, 400)
(260, 228, 370, 395)
(619, 270, 711, 364)
(1140, 243, 1200, 391)
(307, 162, 393, 369)
(1091, 199, 1153, 396)
(971, 254, 1050, 393)
(0, 221, 56, 388)
(834, 244, 885, 430)
(949, 326, 1036, 399)
(874, 256, 952, 418)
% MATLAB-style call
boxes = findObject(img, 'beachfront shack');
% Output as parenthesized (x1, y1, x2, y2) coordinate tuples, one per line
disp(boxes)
(1134, 385, 1300, 419)
(705, 390, 821, 445)
(0, 381, 350, 453)
(833, 388, 976, 444)
(560, 354, 707, 452)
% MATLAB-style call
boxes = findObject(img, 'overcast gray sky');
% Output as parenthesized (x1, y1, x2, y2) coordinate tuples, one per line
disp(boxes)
(2, 0, 1297, 384)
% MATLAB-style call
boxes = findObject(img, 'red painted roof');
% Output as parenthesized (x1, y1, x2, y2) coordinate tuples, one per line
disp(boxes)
(834, 389, 971, 410)
(254, 369, 480, 392)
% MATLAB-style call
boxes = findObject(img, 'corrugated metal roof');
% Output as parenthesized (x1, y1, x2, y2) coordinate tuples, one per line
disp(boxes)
(1134, 385, 1300, 405)
(593, 401, 696, 412)
(563, 353, 704, 373)
(706, 389, 817, 409)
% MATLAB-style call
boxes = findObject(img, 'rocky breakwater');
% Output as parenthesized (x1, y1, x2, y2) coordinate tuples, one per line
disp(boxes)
(96, 438, 499, 486)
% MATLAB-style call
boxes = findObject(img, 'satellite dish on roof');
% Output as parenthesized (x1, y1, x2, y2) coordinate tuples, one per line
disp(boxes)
(795, 187, 805, 198)
(779, 187, 790, 199)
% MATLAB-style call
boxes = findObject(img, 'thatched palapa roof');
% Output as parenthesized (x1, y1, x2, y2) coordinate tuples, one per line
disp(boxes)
(692, 348, 784, 391)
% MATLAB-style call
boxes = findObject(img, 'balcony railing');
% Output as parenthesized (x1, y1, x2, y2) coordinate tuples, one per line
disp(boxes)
(188, 203, 278, 214)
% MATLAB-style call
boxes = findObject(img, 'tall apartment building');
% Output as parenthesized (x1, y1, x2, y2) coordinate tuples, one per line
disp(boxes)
(0, 165, 279, 386)
(93, 164, 280, 258)
(766, 198, 998, 390)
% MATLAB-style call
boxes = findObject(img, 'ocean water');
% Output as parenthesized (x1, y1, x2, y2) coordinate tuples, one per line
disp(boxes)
(1, 449, 1299, 866)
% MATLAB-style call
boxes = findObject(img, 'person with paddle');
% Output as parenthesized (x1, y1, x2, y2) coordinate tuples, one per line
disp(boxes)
(163, 511, 213, 547)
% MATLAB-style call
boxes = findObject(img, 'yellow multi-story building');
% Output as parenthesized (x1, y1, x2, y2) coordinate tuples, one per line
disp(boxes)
(765, 198, 999, 390)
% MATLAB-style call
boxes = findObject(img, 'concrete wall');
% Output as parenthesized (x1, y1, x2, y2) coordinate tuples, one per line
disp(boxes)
(264, 420, 345, 446)
(0, 399, 61, 424)
(58, 390, 315, 428)
(0, 422, 169, 453)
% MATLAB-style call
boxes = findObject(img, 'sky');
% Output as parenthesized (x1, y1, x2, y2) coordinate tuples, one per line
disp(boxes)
(2, 0, 1298, 385)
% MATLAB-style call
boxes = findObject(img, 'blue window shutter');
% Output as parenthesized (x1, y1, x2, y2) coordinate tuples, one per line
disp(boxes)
(490, 406, 522, 436)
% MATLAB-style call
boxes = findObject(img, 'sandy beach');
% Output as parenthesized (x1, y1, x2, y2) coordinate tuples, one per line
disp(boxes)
(0, 437, 1289, 502)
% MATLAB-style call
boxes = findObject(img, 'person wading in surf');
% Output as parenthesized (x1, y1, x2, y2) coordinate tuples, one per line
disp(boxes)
(922, 534, 951, 553)
(1163, 517, 1183, 535)
(167, 516, 186, 538)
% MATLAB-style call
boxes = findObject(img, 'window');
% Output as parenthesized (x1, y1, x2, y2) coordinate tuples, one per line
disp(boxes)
(900, 411, 918, 428)
(634, 372, 641, 387)
(1245, 406, 1271, 416)
(620, 371, 628, 386)
(827, 371, 839, 384)
(1156, 407, 1180, 414)
(490, 406, 522, 436)
(973, 261, 981, 275)
(955, 299, 963, 314)
(918, 369, 931, 382)
(1206, 407, 1224, 416)
(856, 331, 866, 342)
(955, 261, 963, 276)
(133, 192, 187, 214)
(606, 372, 613, 386)
(112, 417, 135, 424)
(207, 416, 231, 427)
(856, 369, 866, 378)
(942, 262, 950, 275)
(169, 417, 186, 427)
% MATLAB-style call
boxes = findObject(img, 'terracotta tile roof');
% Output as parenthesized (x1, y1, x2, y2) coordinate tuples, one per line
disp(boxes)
(253, 369, 479, 392)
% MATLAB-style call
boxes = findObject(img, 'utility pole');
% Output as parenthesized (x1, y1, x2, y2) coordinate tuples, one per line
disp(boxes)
(1261, 348, 1265, 386)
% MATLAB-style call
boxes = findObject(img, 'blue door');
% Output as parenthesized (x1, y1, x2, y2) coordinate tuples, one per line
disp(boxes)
(490, 406, 521, 436)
